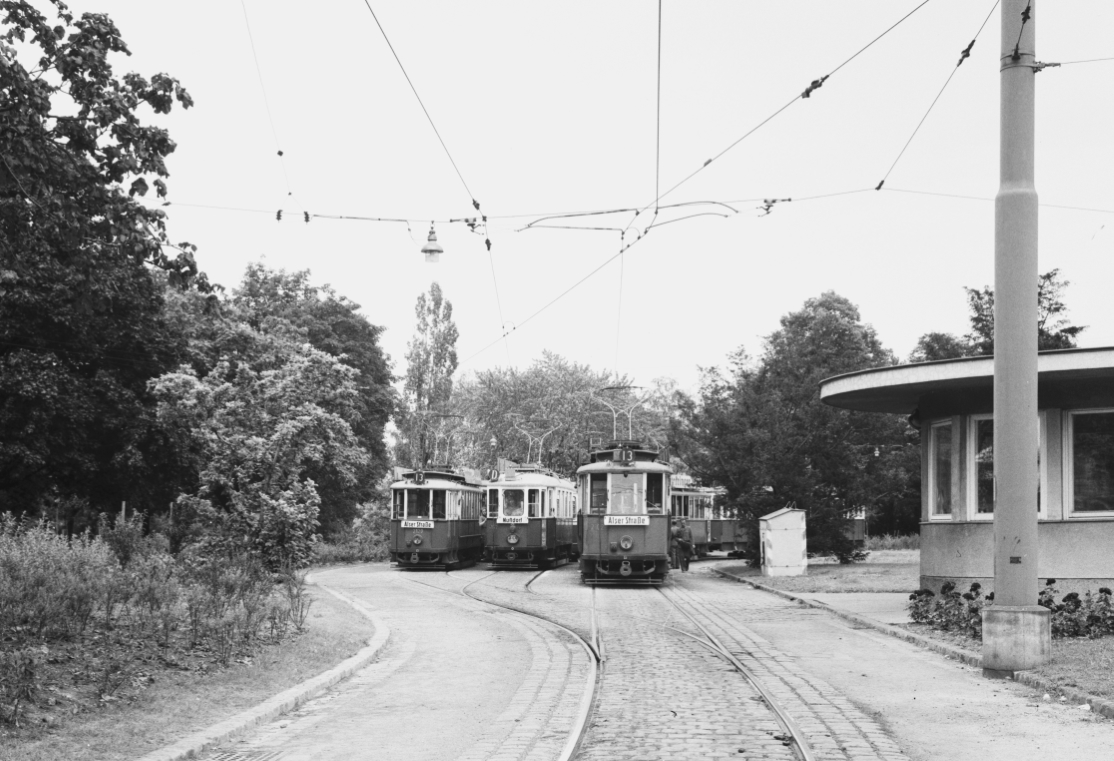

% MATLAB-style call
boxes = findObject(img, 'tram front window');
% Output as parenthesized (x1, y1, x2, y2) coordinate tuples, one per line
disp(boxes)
(488, 489, 499, 518)
(527, 489, 540, 518)
(393, 489, 405, 519)
(590, 474, 607, 514)
(646, 473, 664, 514)
(432, 490, 446, 520)
(406, 489, 430, 519)
(611, 473, 643, 515)
(504, 489, 525, 517)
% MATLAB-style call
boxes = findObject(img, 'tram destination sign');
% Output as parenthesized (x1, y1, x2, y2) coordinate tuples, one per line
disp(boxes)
(401, 520, 435, 528)
(497, 516, 529, 524)
(604, 516, 650, 526)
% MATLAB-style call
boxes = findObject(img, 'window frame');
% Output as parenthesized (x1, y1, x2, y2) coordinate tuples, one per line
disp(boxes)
(928, 420, 954, 520)
(1064, 407, 1114, 519)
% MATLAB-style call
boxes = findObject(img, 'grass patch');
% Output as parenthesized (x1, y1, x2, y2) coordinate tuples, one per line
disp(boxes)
(1034, 638, 1114, 701)
(718, 549, 920, 593)
(0, 584, 374, 761)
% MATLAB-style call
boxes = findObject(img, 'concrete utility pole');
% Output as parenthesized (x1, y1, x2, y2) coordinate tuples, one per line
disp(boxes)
(983, 0, 1051, 677)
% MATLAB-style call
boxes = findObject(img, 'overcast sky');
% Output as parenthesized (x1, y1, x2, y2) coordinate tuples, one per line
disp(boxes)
(75, 1, 1114, 391)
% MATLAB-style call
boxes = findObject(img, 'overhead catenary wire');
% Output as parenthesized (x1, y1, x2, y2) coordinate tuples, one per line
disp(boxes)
(624, 0, 934, 223)
(359, 0, 476, 207)
(876, 0, 999, 190)
(239, 0, 292, 196)
(358, 0, 506, 358)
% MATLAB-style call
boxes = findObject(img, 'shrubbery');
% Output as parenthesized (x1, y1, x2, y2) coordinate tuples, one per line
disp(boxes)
(0, 516, 311, 727)
(864, 533, 921, 551)
(908, 578, 1114, 641)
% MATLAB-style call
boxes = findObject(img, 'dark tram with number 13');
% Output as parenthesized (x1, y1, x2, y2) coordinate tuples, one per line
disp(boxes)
(577, 440, 673, 584)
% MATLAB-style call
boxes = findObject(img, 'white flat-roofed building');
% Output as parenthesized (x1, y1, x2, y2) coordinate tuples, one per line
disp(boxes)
(820, 347, 1114, 593)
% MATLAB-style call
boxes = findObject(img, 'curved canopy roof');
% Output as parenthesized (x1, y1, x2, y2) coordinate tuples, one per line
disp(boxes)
(820, 347, 1114, 416)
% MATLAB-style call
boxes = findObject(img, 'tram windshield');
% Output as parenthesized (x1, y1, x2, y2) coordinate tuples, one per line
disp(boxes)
(611, 473, 643, 515)
(646, 473, 664, 514)
(503, 489, 525, 517)
(406, 489, 430, 519)
(590, 474, 607, 514)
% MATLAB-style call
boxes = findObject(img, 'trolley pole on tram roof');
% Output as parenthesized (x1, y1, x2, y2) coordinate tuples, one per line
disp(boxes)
(982, 0, 1051, 677)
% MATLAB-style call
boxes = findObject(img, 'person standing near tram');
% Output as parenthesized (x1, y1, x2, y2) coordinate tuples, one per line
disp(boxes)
(672, 521, 690, 568)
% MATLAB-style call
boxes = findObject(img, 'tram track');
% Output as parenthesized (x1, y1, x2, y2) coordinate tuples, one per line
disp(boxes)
(522, 565, 814, 761)
(657, 584, 816, 761)
(403, 569, 601, 761)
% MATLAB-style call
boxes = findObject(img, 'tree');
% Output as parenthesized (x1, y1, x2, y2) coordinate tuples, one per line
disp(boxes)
(451, 353, 639, 473)
(0, 1, 202, 519)
(908, 332, 971, 363)
(681, 293, 919, 562)
(964, 268, 1085, 355)
(152, 335, 368, 570)
(397, 283, 458, 467)
(230, 265, 394, 532)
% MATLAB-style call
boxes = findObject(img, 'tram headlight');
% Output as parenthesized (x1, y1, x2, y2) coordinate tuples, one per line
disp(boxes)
(411, 534, 423, 546)
(507, 533, 520, 545)
(620, 535, 634, 551)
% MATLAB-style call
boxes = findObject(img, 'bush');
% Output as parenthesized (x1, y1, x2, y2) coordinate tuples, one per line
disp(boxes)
(0, 516, 316, 725)
(865, 533, 920, 551)
(907, 581, 986, 638)
(909, 578, 1114, 641)
(1038, 579, 1114, 639)
(311, 504, 389, 565)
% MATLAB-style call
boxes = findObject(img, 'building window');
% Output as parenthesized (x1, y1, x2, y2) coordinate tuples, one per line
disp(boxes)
(930, 421, 952, 517)
(969, 416, 994, 516)
(1069, 409, 1114, 515)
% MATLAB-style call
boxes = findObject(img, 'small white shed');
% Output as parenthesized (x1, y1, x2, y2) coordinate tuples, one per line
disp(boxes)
(759, 507, 807, 577)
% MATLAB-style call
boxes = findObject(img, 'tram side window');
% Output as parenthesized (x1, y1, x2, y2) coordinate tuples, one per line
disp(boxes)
(671, 495, 680, 518)
(590, 474, 608, 514)
(527, 489, 539, 518)
(646, 474, 664, 514)
(393, 489, 405, 519)
(504, 489, 525, 517)
(407, 489, 430, 519)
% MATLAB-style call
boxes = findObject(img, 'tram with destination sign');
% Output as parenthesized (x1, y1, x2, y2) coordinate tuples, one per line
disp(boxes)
(484, 462, 578, 569)
(576, 440, 673, 584)
(390, 468, 486, 569)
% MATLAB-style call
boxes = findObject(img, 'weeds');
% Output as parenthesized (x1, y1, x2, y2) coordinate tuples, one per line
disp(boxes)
(864, 533, 921, 551)
(0, 516, 313, 729)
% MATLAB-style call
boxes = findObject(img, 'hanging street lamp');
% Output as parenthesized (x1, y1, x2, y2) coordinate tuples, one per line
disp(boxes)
(421, 223, 443, 263)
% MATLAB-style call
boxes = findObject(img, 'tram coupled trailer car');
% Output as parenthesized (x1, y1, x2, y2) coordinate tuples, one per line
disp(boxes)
(390, 468, 486, 570)
(577, 440, 673, 584)
(484, 463, 578, 569)
(670, 477, 718, 557)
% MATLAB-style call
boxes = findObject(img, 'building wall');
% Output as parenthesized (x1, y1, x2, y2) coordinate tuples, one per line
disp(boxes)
(920, 520, 1114, 594)
(919, 406, 1114, 594)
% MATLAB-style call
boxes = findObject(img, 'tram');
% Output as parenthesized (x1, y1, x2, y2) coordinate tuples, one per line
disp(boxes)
(390, 467, 486, 569)
(577, 440, 673, 584)
(484, 462, 578, 569)
(669, 479, 744, 556)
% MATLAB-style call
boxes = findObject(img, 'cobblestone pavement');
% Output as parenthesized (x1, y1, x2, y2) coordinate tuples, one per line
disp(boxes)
(200, 566, 590, 761)
(517, 567, 802, 761)
(662, 576, 909, 761)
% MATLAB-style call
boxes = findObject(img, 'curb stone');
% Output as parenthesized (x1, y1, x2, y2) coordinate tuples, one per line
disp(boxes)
(134, 579, 390, 761)
(710, 567, 1114, 722)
